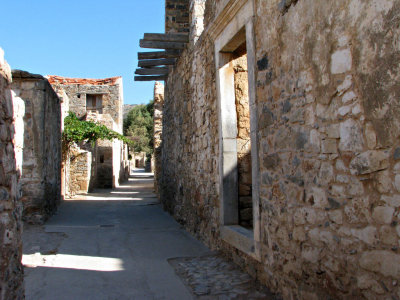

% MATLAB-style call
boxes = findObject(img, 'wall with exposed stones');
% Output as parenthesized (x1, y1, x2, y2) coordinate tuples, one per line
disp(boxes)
(159, 0, 400, 299)
(166, 0, 190, 33)
(47, 76, 123, 134)
(153, 82, 164, 195)
(68, 146, 92, 196)
(0, 48, 24, 299)
(11, 70, 62, 224)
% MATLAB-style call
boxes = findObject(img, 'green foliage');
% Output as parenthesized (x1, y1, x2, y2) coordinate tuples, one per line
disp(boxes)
(62, 112, 133, 154)
(124, 101, 154, 154)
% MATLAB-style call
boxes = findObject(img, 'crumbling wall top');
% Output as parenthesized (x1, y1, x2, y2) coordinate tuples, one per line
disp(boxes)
(46, 75, 122, 86)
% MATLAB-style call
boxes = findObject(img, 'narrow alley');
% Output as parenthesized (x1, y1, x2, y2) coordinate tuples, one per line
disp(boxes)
(22, 170, 272, 300)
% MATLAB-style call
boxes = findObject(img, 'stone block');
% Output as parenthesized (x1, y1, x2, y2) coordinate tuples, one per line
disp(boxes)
(328, 210, 343, 224)
(365, 123, 376, 149)
(326, 124, 340, 138)
(359, 251, 400, 277)
(331, 49, 352, 74)
(342, 91, 357, 103)
(395, 174, 400, 192)
(339, 119, 363, 152)
(350, 226, 377, 245)
(350, 150, 389, 175)
(372, 206, 394, 224)
(379, 226, 398, 245)
(321, 139, 337, 154)
(337, 75, 352, 95)
(381, 195, 400, 208)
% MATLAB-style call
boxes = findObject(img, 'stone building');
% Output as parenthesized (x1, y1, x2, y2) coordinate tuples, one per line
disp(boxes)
(154, 0, 400, 299)
(0, 48, 24, 299)
(11, 70, 62, 224)
(47, 75, 129, 193)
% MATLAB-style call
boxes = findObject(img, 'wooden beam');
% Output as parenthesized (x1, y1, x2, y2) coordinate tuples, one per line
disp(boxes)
(140, 40, 186, 50)
(138, 51, 181, 60)
(143, 33, 189, 43)
(135, 67, 169, 75)
(138, 58, 176, 68)
(134, 75, 167, 81)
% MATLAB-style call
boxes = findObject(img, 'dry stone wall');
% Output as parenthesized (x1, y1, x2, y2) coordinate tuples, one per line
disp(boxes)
(166, 0, 190, 33)
(159, 0, 400, 299)
(153, 82, 164, 195)
(0, 48, 24, 299)
(11, 70, 62, 225)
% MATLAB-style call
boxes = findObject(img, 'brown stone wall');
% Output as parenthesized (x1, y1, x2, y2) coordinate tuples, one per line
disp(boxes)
(166, 0, 190, 33)
(68, 146, 92, 196)
(11, 71, 62, 224)
(153, 82, 164, 195)
(160, 0, 400, 299)
(0, 49, 24, 299)
(161, 29, 220, 245)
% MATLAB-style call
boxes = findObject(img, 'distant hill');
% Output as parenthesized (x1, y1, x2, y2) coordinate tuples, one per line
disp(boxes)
(123, 104, 137, 119)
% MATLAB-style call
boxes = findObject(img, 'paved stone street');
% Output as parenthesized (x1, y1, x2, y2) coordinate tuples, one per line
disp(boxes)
(22, 170, 273, 300)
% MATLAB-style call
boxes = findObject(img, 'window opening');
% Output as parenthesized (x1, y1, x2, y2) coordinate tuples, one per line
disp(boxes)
(86, 94, 103, 114)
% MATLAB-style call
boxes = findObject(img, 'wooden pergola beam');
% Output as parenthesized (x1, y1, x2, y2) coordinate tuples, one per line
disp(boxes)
(138, 58, 176, 68)
(135, 67, 169, 76)
(143, 33, 189, 43)
(140, 40, 186, 50)
(134, 75, 167, 81)
(138, 51, 181, 60)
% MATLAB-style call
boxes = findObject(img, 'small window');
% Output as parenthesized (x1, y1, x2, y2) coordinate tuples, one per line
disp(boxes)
(100, 155, 104, 164)
(86, 94, 103, 113)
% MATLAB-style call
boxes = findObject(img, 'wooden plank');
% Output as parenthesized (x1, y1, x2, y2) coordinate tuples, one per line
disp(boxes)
(134, 75, 167, 81)
(140, 39, 186, 50)
(138, 50, 181, 60)
(143, 33, 189, 43)
(138, 58, 176, 68)
(135, 67, 169, 75)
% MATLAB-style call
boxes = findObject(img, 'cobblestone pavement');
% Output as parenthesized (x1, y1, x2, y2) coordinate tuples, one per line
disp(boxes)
(169, 254, 277, 299)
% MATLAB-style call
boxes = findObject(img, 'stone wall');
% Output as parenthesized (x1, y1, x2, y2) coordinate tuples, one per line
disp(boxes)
(68, 146, 92, 196)
(47, 76, 123, 134)
(166, 0, 190, 33)
(11, 70, 62, 224)
(0, 48, 24, 299)
(153, 82, 164, 195)
(159, 0, 400, 299)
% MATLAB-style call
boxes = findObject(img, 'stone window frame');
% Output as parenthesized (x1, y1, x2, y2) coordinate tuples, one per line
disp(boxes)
(214, 0, 261, 261)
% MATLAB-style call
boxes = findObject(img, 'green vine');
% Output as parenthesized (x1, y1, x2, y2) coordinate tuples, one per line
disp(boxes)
(62, 112, 133, 157)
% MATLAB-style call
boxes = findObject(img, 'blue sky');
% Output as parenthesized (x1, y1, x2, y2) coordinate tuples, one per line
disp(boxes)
(0, 0, 164, 105)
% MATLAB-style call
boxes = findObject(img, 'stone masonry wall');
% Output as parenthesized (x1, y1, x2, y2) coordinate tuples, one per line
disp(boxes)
(47, 76, 123, 134)
(11, 70, 62, 225)
(68, 146, 92, 196)
(166, 0, 190, 33)
(160, 0, 400, 299)
(0, 48, 24, 299)
(153, 82, 164, 196)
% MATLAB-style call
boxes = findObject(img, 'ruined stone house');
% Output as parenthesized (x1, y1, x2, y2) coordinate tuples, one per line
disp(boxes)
(137, 0, 400, 298)
(47, 75, 129, 194)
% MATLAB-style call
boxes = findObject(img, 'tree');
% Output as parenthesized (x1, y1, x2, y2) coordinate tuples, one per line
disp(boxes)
(124, 100, 154, 154)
